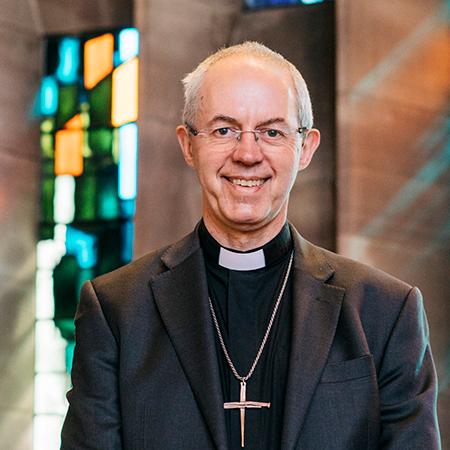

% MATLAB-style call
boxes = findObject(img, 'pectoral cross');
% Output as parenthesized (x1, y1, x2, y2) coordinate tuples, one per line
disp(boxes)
(223, 381, 271, 447)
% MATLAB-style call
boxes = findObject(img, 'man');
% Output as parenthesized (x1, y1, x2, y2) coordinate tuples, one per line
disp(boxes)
(61, 42, 440, 449)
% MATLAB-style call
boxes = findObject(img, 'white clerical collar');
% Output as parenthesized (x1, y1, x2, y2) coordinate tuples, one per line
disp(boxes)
(218, 247, 266, 271)
(198, 220, 292, 272)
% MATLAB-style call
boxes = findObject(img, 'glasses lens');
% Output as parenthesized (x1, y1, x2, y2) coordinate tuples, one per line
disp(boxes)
(196, 126, 300, 150)
(257, 128, 298, 150)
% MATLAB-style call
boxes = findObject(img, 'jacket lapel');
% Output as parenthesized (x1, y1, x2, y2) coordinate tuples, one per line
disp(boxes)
(281, 230, 345, 450)
(150, 232, 228, 450)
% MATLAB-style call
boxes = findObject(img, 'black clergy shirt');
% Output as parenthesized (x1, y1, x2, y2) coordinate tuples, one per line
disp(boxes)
(198, 221, 293, 450)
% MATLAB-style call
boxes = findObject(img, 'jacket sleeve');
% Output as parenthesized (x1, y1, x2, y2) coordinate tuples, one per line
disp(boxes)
(378, 286, 441, 449)
(61, 280, 122, 449)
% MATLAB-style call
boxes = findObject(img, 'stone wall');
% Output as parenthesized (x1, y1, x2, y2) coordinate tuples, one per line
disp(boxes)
(337, 0, 449, 445)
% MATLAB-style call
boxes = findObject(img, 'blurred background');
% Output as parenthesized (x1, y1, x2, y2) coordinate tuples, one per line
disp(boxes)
(0, 0, 448, 448)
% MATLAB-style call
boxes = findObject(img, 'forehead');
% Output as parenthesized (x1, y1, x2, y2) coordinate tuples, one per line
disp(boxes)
(197, 56, 297, 124)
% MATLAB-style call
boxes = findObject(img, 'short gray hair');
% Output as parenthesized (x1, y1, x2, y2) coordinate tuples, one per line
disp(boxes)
(181, 41, 314, 129)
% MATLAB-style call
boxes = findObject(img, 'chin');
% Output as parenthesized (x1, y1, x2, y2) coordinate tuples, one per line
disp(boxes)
(222, 210, 272, 229)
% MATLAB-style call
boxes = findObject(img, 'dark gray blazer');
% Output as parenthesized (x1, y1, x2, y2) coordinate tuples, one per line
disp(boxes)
(61, 226, 440, 449)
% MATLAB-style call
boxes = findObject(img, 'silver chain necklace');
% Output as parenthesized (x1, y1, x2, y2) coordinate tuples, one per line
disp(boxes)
(207, 251, 294, 447)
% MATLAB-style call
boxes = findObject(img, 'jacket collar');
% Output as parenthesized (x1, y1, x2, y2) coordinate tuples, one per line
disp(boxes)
(280, 226, 345, 449)
(150, 227, 228, 450)
(150, 224, 344, 450)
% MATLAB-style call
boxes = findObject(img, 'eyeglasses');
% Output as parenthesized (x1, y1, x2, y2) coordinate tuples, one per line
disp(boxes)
(186, 123, 308, 151)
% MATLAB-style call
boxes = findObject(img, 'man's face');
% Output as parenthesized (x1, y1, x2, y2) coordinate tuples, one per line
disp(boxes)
(177, 56, 319, 237)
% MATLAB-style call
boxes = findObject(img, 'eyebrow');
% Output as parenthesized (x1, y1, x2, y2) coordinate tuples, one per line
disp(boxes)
(255, 117, 287, 128)
(207, 115, 240, 127)
(206, 115, 287, 128)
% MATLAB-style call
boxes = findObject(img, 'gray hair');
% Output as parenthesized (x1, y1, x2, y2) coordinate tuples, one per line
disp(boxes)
(181, 41, 314, 129)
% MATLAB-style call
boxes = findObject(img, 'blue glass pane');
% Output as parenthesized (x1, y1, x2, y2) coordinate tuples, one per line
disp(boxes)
(40, 76, 58, 115)
(66, 226, 98, 269)
(120, 199, 136, 218)
(118, 28, 139, 63)
(57, 38, 80, 84)
(121, 221, 134, 263)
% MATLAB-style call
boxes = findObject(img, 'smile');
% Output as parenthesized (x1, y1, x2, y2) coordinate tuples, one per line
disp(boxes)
(228, 178, 267, 187)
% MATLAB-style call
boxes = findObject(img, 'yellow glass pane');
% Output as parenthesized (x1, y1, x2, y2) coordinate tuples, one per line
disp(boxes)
(84, 34, 114, 90)
(40, 134, 54, 159)
(65, 114, 83, 130)
(54, 130, 83, 176)
(40, 118, 54, 133)
(111, 57, 139, 127)
(83, 130, 92, 158)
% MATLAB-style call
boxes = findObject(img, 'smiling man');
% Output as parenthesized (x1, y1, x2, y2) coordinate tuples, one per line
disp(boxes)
(62, 42, 440, 450)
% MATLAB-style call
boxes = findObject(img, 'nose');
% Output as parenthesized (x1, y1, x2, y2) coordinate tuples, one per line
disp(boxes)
(231, 131, 264, 165)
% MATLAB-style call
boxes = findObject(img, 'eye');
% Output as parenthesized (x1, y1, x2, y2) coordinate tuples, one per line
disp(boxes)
(262, 128, 285, 139)
(213, 127, 232, 137)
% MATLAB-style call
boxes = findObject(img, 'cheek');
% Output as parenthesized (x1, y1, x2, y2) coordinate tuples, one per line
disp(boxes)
(194, 155, 222, 188)
(273, 154, 300, 185)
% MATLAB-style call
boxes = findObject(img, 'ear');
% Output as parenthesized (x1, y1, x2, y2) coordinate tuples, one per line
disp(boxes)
(299, 128, 320, 171)
(176, 125, 195, 167)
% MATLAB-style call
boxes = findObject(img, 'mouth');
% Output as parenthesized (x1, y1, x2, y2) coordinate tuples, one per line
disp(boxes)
(226, 177, 269, 188)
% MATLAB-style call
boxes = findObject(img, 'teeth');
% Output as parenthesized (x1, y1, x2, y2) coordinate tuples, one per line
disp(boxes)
(231, 178, 265, 187)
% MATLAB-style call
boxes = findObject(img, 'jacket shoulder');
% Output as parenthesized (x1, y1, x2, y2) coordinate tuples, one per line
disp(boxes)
(322, 245, 411, 294)
(292, 227, 414, 300)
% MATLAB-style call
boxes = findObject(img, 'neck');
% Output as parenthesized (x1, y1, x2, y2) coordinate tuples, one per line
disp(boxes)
(203, 214, 287, 251)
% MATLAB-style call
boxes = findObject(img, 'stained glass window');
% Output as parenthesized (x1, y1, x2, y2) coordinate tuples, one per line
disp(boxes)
(244, 0, 330, 9)
(34, 28, 139, 450)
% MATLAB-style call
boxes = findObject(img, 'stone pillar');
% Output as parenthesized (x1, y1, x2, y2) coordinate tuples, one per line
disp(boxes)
(0, 4, 42, 448)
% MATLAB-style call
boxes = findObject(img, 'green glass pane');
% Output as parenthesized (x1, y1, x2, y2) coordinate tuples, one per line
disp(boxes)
(40, 159, 55, 224)
(112, 127, 119, 163)
(77, 268, 95, 295)
(41, 175, 55, 223)
(56, 84, 78, 129)
(42, 157, 54, 176)
(53, 254, 78, 331)
(88, 74, 111, 128)
(65, 340, 75, 373)
(54, 318, 75, 342)
(75, 171, 97, 221)
(40, 133, 54, 159)
(98, 165, 119, 220)
(89, 128, 113, 158)
(39, 224, 53, 240)
(96, 222, 123, 274)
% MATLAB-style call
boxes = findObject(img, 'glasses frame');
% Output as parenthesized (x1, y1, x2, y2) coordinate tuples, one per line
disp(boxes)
(185, 123, 308, 148)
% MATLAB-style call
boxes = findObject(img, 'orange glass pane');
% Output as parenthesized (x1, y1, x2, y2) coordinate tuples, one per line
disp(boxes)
(111, 57, 139, 127)
(54, 130, 83, 176)
(65, 113, 83, 130)
(84, 34, 114, 90)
